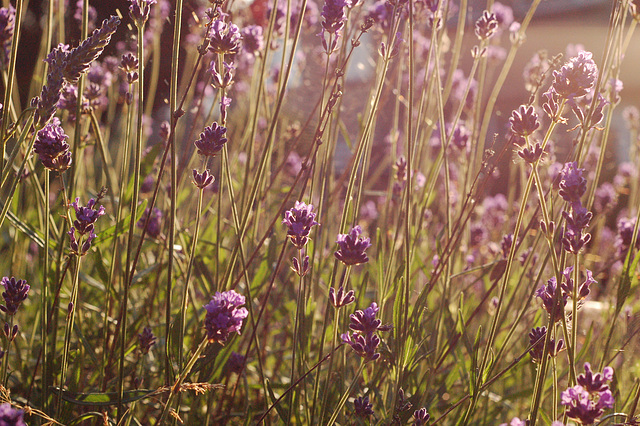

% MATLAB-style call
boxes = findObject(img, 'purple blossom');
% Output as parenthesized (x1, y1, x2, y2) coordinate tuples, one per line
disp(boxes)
(225, 351, 245, 375)
(341, 302, 390, 362)
(334, 226, 372, 266)
(329, 286, 355, 308)
(552, 51, 598, 100)
(499, 418, 526, 426)
(203, 290, 249, 345)
(413, 407, 430, 425)
(68, 228, 96, 256)
(194, 122, 228, 158)
(138, 326, 156, 354)
(192, 169, 215, 189)
(517, 142, 543, 164)
(241, 25, 264, 56)
(0, 277, 29, 315)
(120, 53, 139, 84)
(208, 17, 242, 55)
(558, 162, 587, 205)
(561, 364, 614, 424)
(354, 396, 374, 418)
(594, 182, 617, 213)
(535, 276, 568, 323)
(615, 217, 640, 257)
(0, 7, 15, 67)
(475, 11, 499, 40)
(70, 197, 106, 235)
(509, 104, 539, 137)
(282, 201, 319, 249)
(137, 207, 163, 239)
(0, 403, 26, 426)
(129, 0, 157, 26)
(528, 326, 564, 363)
(561, 205, 593, 254)
(34, 118, 72, 172)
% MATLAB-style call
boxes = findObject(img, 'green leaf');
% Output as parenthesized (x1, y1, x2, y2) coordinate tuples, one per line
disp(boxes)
(266, 379, 287, 422)
(616, 249, 640, 312)
(68, 412, 115, 426)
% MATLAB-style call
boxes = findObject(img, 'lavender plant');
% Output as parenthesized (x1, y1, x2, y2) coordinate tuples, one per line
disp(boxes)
(1, 0, 640, 425)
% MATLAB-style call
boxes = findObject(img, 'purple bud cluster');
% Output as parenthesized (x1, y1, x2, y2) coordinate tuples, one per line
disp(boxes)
(138, 326, 156, 354)
(68, 197, 105, 256)
(341, 302, 391, 362)
(334, 225, 372, 266)
(413, 407, 431, 425)
(329, 286, 355, 308)
(556, 162, 593, 254)
(536, 266, 596, 322)
(475, 11, 499, 40)
(354, 395, 374, 418)
(137, 207, 163, 239)
(319, 0, 350, 52)
(208, 16, 242, 55)
(0, 277, 29, 315)
(0, 403, 25, 426)
(195, 123, 228, 158)
(34, 118, 72, 172)
(282, 201, 319, 250)
(203, 290, 249, 345)
(129, 0, 157, 27)
(0, 6, 15, 67)
(561, 363, 614, 424)
(528, 326, 564, 362)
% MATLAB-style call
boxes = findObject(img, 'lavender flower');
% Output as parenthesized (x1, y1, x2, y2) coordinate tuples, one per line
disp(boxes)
(517, 142, 543, 164)
(509, 104, 539, 137)
(137, 207, 163, 239)
(35, 53, 66, 128)
(561, 363, 614, 424)
(208, 17, 242, 55)
(0, 277, 29, 315)
(329, 286, 355, 308)
(616, 217, 640, 257)
(204, 290, 249, 345)
(68, 228, 96, 256)
(0, 403, 26, 426)
(535, 276, 568, 323)
(0, 7, 15, 67)
(225, 351, 245, 374)
(138, 326, 156, 354)
(341, 302, 391, 362)
(194, 123, 228, 158)
(282, 201, 319, 249)
(241, 25, 264, 56)
(413, 407, 430, 425)
(475, 11, 499, 40)
(129, 0, 157, 26)
(120, 53, 139, 84)
(60, 16, 121, 84)
(528, 326, 564, 363)
(552, 51, 598, 100)
(354, 396, 374, 418)
(334, 226, 372, 266)
(561, 206, 593, 254)
(192, 169, 215, 189)
(558, 162, 587, 205)
(70, 197, 106, 235)
(594, 182, 617, 213)
(34, 118, 72, 172)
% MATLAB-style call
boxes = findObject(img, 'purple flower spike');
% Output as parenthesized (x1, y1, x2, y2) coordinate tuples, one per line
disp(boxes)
(528, 326, 564, 363)
(138, 326, 156, 354)
(71, 197, 106, 235)
(120, 53, 139, 84)
(334, 226, 372, 266)
(225, 351, 245, 375)
(282, 201, 319, 249)
(413, 407, 430, 426)
(558, 162, 587, 205)
(208, 17, 242, 55)
(561, 363, 614, 424)
(241, 25, 264, 56)
(0, 7, 15, 66)
(137, 207, 163, 239)
(34, 118, 72, 172)
(552, 51, 598, 100)
(509, 104, 539, 136)
(354, 395, 374, 418)
(195, 122, 228, 158)
(192, 169, 215, 189)
(329, 286, 355, 308)
(475, 11, 499, 40)
(342, 302, 390, 362)
(204, 290, 249, 345)
(535, 276, 568, 323)
(0, 277, 29, 315)
(0, 403, 26, 426)
(129, 0, 157, 26)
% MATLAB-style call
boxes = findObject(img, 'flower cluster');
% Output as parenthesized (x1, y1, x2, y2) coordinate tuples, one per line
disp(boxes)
(509, 104, 539, 137)
(0, 277, 29, 315)
(34, 118, 72, 172)
(354, 396, 374, 419)
(208, 14, 242, 55)
(334, 225, 372, 266)
(0, 403, 26, 426)
(68, 197, 105, 256)
(137, 207, 163, 239)
(138, 326, 156, 354)
(561, 363, 614, 424)
(225, 351, 245, 375)
(194, 122, 228, 158)
(341, 302, 391, 362)
(319, 0, 350, 52)
(203, 290, 249, 345)
(329, 286, 355, 308)
(0, 6, 15, 66)
(528, 326, 564, 363)
(536, 266, 595, 321)
(129, 0, 157, 27)
(192, 169, 215, 189)
(282, 201, 319, 250)
(413, 408, 430, 426)
(475, 11, 499, 40)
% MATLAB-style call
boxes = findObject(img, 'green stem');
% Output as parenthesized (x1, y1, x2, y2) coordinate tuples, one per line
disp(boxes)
(325, 362, 365, 425)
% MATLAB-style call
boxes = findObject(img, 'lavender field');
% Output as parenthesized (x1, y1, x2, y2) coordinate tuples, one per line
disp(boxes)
(0, 0, 639, 424)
